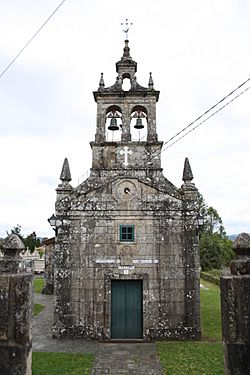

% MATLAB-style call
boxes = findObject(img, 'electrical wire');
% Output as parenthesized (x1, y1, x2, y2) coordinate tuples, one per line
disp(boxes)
(79, 79, 250, 203)
(1, 1, 248, 213)
(0, 0, 67, 80)
(151, 77, 250, 158)
(160, 85, 250, 153)
(77, 79, 250, 204)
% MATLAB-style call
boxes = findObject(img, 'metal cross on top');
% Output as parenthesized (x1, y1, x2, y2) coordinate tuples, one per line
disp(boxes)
(121, 18, 133, 40)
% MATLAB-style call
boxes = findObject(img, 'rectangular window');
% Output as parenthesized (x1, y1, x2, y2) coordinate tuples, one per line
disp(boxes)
(120, 225, 134, 242)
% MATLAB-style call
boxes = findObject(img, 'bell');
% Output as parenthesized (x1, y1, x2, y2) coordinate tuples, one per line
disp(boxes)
(134, 117, 144, 129)
(108, 117, 119, 131)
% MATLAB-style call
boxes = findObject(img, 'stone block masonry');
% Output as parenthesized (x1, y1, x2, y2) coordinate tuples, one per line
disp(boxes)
(0, 234, 33, 375)
(220, 232, 250, 374)
(51, 39, 201, 342)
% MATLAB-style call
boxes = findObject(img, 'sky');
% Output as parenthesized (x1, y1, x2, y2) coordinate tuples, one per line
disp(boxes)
(0, 0, 249, 238)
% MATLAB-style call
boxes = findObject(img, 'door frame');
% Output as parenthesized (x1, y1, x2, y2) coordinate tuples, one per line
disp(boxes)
(103, 273, 148, 341)
(111, 279, 143, 339)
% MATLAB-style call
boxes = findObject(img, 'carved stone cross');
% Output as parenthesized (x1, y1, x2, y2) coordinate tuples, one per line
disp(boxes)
(120, 146, 133, 167)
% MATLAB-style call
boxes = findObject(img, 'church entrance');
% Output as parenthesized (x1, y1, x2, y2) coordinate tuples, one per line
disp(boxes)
(111, 280, 143, 339)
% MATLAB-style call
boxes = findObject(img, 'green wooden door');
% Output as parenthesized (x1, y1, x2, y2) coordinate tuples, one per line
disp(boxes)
(111, 280, 143, 339)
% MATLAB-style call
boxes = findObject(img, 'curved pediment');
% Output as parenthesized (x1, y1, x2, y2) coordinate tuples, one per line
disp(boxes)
(56, 174, 183, 213)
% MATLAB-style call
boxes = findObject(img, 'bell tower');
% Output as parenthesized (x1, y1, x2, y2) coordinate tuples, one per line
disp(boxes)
(91, 39, 162, 173)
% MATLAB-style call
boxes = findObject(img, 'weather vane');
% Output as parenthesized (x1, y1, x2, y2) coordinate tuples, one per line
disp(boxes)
(121, 18, 133, 40)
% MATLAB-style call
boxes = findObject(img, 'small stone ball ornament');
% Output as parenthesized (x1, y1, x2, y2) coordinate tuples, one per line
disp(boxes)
(0, 234, 25, 273)
(230, 232, 250, 275)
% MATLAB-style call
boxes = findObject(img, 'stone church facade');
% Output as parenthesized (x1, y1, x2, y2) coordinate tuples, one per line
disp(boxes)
(52, 40, 201, 341)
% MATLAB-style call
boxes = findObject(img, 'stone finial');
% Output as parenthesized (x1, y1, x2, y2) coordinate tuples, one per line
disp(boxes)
(57, 158, 72, 199)
(230, 232, 250, 275)
(182, 157, 194, 182)
(0, 234, 25, 273)
(99, 72, 105, 89)
(3, 234, 25, 251)
(148, 72, 154, 89)
(233, 232, 250, 250)
(122, 40, 131, 59)
(60, 158, 72, 183)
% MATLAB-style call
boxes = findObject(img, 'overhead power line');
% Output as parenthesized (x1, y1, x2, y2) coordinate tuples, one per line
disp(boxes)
(151, 77, 250, 158)
(77, 76, 250, 193)
(0, 0, 67, 80)
(77, 79, 250, 204)
(160, 84, 250, 154)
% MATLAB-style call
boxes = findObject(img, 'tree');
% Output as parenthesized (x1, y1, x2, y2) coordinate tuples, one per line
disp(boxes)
(203, 206, 226, 236)
(23, 232, 41, 252)
(200, 233, 233, 271)
(198, 194, 234, 271)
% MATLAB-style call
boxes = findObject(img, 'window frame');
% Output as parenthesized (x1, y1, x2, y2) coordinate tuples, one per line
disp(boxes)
(119, 224, 135, 242)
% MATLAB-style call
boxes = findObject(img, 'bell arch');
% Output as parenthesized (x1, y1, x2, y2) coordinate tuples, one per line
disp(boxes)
(130, 105, 148, 141)
(121, 73, 132, 91)
(105, 105, 122, 141)
(122, 78, 131, 91)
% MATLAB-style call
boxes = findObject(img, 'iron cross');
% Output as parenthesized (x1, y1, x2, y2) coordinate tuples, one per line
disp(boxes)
(121, 19, 133, 39)
(120, 146, 133, 167)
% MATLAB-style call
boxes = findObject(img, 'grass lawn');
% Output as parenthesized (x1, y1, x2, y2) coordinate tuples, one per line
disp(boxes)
(205, 269, 222, 278)
(158, 342, 223, 375)
(200, 279, 222, 341)
(34, 277, 44, 294)
(33, 303, 45, 316)
(33, 279, 45, 316)
(32, 278, 223, 374)
(32, 352, 94, 375)
(157, 279, 224, 374)
(32, 278, 95, 374)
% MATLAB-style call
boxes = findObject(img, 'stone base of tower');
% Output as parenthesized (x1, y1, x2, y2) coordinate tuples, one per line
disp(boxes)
(52, 323, 201, 342)
(52, 323, 106, 341)
(147, 326, 201, 341)
(52, 277, 201, 342)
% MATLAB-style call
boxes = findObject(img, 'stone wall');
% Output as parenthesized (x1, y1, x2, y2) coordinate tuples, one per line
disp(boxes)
(51, 39, 201, 342)
(0, 234, 33, 375)
(220, 232, 250, 374)
(42, 237, 55, 294)
(52, 173, 201, 341)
